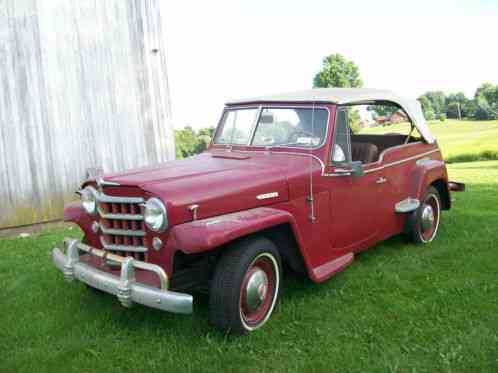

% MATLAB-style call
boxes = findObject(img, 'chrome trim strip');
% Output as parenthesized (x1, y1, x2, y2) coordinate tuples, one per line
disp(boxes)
(368, 141, 424, 166)
(364, 149, 440, 174)
(101, 226, 145, 237)
(256, 192, 279, 200)
(100, 237, 147, 253)
(97, 208, 143, 221)
(323, 173, 350, 177)
(96, 193, 144, 204)
(322, 148, 440, 177)
(52, 239, 193, 314)
(82, 187, 144, 204)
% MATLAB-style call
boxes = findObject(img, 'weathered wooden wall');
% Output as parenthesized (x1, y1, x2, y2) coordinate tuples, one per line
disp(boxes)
(0, 0, 174, 229)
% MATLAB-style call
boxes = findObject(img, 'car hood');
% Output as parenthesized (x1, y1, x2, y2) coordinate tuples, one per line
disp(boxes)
(101, 150, 319, 225)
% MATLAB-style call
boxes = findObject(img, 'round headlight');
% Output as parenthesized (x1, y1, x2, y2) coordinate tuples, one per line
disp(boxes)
(80, 186, 97, 215)
(144, 198, 168, 232)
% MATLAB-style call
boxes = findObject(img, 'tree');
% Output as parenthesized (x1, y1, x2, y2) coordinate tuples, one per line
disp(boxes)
(367, 104, 398, 119)
(419, 91, 446, 116)
(313, 54, 363, 88)
(174, 126, 198, 159)
(475, 83, 498, 104)
(446, 102, 461, 119)
(474, 95, 496, 120)
(175, 126, 216, 159)
(445, 92, 468, 119)
(418, 95, 434, 120)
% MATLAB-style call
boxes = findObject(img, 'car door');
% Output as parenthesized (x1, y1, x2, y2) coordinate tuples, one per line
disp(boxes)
(323, 107, 383, 253)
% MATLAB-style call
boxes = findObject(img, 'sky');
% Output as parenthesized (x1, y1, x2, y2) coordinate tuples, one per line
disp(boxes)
(161, 0, 498, 129)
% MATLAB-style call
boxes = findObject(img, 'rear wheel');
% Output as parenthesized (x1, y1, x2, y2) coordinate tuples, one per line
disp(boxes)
(209, 237, 282, 335)
(407, 186, 441, 244)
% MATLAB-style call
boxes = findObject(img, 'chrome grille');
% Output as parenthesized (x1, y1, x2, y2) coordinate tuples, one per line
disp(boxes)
(96, 191, 148, 261)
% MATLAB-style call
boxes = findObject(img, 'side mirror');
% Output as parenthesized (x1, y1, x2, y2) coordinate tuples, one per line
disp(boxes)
(350, 161, 364, 177)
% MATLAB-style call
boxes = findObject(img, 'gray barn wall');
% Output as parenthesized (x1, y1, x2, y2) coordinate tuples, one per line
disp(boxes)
(0, 0, 175, 229)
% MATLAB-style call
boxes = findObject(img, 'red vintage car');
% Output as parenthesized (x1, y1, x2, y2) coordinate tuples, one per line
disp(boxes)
(53, 88, 464, 334)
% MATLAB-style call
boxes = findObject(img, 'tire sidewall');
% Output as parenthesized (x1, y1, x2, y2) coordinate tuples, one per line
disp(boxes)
(209, 237, 282, 335)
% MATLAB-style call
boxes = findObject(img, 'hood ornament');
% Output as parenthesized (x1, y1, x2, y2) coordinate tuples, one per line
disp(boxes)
(97, 177, 120, 188)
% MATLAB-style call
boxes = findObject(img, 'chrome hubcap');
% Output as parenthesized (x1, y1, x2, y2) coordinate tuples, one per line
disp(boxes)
(245, 268, 268, 312)
(421, 204, 435, 232)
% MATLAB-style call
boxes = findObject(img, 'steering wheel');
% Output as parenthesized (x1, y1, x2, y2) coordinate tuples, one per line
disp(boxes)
(287, 129, 316, 143)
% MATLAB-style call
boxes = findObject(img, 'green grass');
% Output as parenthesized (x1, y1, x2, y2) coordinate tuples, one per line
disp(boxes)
(1, 160, 497, 372)
(361, 119, 498, 163)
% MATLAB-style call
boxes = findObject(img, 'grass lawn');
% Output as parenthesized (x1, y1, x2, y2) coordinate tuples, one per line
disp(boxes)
(362, 119, 498, 163)
(1, 160, 497, 372)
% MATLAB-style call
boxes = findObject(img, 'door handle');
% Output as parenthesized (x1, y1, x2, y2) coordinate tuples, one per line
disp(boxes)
(376, 177, 387, 184)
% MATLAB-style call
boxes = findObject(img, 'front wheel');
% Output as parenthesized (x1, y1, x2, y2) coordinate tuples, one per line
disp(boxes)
(209, 237, 282, 335)
(406, 186, 441, 244)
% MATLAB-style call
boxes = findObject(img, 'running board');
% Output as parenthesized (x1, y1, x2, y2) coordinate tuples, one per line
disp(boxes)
(312, 253, 354, 282)
(395, 198, 420, 213)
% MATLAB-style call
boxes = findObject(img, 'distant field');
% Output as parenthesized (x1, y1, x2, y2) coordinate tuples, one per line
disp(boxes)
(361, 119, 498, 163)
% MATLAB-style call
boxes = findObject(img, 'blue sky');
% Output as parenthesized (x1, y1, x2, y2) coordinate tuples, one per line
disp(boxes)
(162, 0, 498, 129)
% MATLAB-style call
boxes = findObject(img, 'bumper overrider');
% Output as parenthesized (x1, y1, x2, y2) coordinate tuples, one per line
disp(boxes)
(52, 238, 193, 314)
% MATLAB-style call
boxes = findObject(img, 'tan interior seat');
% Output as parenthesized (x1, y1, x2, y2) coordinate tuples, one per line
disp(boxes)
(351, 143, 379, 164)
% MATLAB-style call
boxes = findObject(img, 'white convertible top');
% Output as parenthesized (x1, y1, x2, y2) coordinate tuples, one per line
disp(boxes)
(227, 88, 435, 143)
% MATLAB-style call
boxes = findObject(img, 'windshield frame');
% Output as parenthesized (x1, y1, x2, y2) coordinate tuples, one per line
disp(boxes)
(212, 105, 331, 150)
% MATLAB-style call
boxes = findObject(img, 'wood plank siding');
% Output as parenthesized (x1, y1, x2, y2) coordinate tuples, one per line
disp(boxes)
(0, 0, 174, 228)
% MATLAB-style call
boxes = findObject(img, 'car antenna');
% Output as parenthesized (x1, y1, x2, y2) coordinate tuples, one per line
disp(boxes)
(307, 96, 317, 223)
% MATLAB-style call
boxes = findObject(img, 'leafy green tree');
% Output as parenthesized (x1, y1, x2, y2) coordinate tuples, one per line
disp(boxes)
(313, 54, 363, 88)
(418, 96, 434, 120)
(367, 104, 398, 119)
(446, 102, 461, 119)
(419, 91, 446, 116)
(475, 83, 498, 104)
(474, 95, 496, 120)
(445, 92, 468, 118)
(198, 127, 215, 138)
(463, 100, 478, 119)
(175, 126, 216, 159)
(425, 109, 436, 121)
(348, 108, 361, 134)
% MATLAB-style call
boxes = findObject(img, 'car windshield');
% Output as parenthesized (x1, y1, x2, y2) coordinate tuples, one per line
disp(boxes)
(214, 107, 328, 148)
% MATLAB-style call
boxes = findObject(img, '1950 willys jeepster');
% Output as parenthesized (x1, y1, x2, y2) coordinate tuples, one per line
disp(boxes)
(53, 88, 464, 334)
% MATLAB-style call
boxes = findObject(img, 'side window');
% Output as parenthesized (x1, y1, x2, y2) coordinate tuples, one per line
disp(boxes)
(353, 103, 417, 138)
(331, 108, 352, 164)
(338, 103, 419, 165)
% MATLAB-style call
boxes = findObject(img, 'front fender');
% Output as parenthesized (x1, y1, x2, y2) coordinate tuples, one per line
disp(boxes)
(63, 201, 98, 246)
(63, 201, 85, 222)
(167, 207, 300, 254)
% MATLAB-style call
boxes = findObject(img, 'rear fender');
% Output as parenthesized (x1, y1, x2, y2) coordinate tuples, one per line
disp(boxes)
(167, 207, 305, 255)
(410, 159, 450, 209)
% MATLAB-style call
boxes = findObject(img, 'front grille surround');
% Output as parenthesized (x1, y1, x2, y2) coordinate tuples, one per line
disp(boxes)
(93, 189, 149, 261)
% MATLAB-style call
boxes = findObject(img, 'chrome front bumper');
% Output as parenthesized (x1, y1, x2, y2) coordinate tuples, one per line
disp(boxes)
(52, 239, 193, 314)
